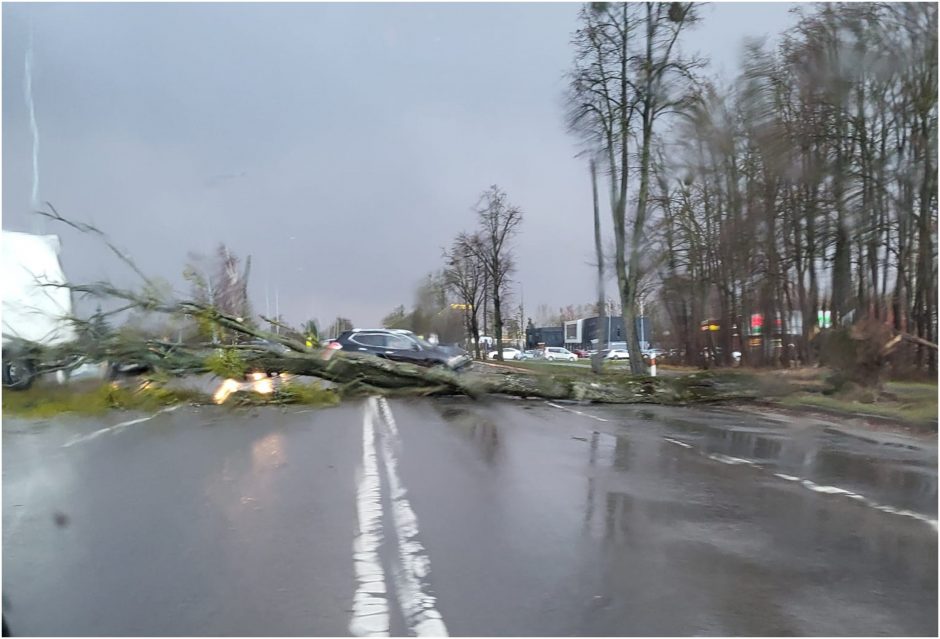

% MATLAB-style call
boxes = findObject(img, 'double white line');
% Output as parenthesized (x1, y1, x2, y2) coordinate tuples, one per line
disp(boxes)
(350, 397, 448, 637)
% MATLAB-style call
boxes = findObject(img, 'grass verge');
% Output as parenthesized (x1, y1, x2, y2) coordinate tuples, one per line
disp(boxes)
(4, 376, 341, 418)
(778, 381, 937, 427)
(3, 380, 209, 419)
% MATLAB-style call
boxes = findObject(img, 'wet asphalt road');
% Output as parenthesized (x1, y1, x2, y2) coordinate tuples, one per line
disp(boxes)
(3, 397, 937, 636)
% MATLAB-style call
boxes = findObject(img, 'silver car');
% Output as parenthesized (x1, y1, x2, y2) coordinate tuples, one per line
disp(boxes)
(487, 347, 522, 361)
(544, 347, 577, 362)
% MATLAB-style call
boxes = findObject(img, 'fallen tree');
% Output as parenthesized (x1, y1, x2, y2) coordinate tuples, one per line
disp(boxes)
(13, 276, 777, 405)
(29, 309, 783, 408)
(815, 318, 939, 390)
(3, 207, 796, 405)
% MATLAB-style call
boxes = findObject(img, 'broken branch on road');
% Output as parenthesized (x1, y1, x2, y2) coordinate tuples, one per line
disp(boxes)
(14, 208, 782, 406)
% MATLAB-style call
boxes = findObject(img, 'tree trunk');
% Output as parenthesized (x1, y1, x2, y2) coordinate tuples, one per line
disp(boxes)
(831, 124, 852, 326)
(492, 280, 504, 361)
(624, 27, 655, 374)
(469, 309, 482, 360)
(591, 159, 606, 374)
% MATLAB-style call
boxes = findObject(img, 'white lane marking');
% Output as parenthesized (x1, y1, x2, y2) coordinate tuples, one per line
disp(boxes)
(707, 453, 759, 467)
(676, 444, 937, 531)
(376, 394, 400, 440)
(373, 397, 449, 637)
(800, 479, 855, 496)
(663, 437, 693, 449)
(545, 401, 609, 422)
(776, 475, 938, 530)
(62, 406, 180, 448)
(869, 504, 938, 530)
(349, 402, 390, 637)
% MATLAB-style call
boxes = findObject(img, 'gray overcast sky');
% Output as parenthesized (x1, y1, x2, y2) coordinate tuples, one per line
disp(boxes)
(2, 1, 799, 328)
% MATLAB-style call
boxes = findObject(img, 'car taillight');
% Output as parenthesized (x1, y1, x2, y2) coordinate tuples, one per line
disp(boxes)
(327, 342, 342, 350)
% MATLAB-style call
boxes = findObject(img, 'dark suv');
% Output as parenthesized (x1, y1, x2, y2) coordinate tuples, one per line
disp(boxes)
(334, 329, 471, 370)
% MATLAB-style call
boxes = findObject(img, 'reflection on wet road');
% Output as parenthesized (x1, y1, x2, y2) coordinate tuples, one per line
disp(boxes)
(3, 398, 937, 636)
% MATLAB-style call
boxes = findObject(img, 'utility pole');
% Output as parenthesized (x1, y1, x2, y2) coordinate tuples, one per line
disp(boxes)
(519, 283, 525, 350)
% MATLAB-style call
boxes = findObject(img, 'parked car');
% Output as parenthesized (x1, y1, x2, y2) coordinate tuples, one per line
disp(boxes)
(604, 348, 630, 360)
(521, 350, 540, 360)
(543, 347, 577, 362)
(572, 349, 590, 358)
(487, 347, 522, 361)
(335, 329, 471, 370)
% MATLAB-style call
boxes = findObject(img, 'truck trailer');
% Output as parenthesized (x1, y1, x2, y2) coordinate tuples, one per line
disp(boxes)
(2, 230, 78, 389)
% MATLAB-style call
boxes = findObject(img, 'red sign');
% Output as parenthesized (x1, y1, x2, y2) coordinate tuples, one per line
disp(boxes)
(750, 314, 764, 335)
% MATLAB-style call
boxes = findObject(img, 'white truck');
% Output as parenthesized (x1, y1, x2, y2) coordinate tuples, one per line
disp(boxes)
(2, 230, 78, 389)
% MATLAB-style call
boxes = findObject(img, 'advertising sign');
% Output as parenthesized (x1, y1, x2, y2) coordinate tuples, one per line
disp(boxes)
(564, 320, 582, 344)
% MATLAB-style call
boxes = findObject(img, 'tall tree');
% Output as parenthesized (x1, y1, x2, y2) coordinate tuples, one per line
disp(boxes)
(330, 317, 353, 337)
(443, 232, 487, 359)
(213, 243, 253, 326)
(645, 2, 937, 375)
(568, 2, 701, 373)
(381, 305, 409, 329)
(183, 244, 253, 343)
(471, 186, 523, 360)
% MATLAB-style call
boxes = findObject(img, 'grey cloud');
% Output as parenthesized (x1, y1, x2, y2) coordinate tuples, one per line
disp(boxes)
(3, 2, 798, 328)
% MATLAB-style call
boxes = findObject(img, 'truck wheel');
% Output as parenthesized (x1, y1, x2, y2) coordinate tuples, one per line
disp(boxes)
(3, 358, 36, 390)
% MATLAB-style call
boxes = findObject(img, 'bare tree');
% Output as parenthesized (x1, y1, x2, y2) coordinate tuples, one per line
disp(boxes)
(644, 2, 937, 376)
(470, 186, 523, 361)
(213, 244, 253, 328)
(329, 317, 353, 338)
(568, 2, 702, 373)
(443, 232, 487, 359)
(182, 244, 252, 344)
(381, 305, 409, 329)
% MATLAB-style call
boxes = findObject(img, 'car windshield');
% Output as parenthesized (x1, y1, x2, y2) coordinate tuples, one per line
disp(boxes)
(5, 5, 936, 637)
